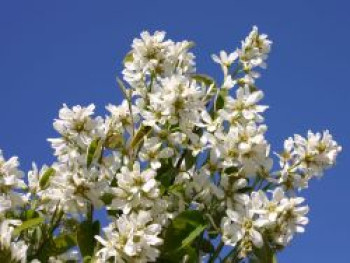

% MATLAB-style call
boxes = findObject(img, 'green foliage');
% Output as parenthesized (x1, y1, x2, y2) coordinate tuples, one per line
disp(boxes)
(123, 52, 134, 65)
(87, 138, 103, 167)
(39, 167, 55, 189)
(156, 159, 179, 193)
(159, 210, 207, 263)
(52, 233, 77, 256)
(192, 74, 216, 89)
(116, 77, 130, 99)
(77, 220, 100, 259)
(215, 89, 228, 111)
(130, 125, 152, 149)
(184, 150, 197, 170)
(13, 217, 44, 236)
(251, 242, 278, 263)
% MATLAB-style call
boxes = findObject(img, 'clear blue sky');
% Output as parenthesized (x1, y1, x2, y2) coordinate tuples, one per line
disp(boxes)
(0, 1, 349, 262)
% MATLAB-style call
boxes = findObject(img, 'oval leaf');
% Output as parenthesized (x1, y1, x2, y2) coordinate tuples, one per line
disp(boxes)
(13, 217, 44, 236)
(86, 138, 102, 167)
(39, 167, 55, 189)
(77, 220, 100, 258)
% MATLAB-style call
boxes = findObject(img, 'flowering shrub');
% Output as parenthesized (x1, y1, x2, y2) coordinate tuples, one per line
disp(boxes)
(0, 27, 341, 263)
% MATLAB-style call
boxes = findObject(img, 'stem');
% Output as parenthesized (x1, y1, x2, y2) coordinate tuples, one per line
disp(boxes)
(31, 203, 63, 260)
(87, 203, 94, 223)
(196, 231, 204, 259)
(205, 213, 220, 232)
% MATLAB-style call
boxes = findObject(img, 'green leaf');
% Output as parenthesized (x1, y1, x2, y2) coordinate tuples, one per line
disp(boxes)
(53, 233, 77, 255)
(215, 89, 228, 111)
(156, 160, 179, 192)
(130, 125, 152, 149)
(100, 193, 114, 205)
(116, 77, 131, 100)
(39, 167, 55, 189)
(123, 52, 134, 64)
(160, 210, 207, 262)
(184, 150, 196, 170)
(33, 232, 76, 262)
(25, 209, 39, 220)
(77, 220, 100, 258)
(168, 184, 185, 195)
(180, 224, 207, 250)
(86, 138, 102, 167)
(251, 241, 277, 263)
(182, 247, 198, 263)
(83, 256, 93, 263)
(224, 166, 240, 175)
(192, 74, 216, 87)
(13, 217, 44, 236)
(104, 130, 123, 150)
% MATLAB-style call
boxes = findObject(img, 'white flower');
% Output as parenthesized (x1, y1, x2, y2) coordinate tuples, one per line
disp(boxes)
(219, 86, 268, 124)
(0, 220, 28, 263)
(252, 188, 285, 223)
(41, 163, 108, 214)
(222, 201, 267, 257)
(0, 151, 27, 212)
(277, 130, 342, 190)
(185, 168, 224, 209)
(106, 100, 140, 135)
(293, 130, 341, 177)
(139, 137, 174, 169)
(222, 75, 236, 90)
(122, 31, 195, 90)
(95, 210, 163, 263)
(239, 26, 272, 70)
(109, 162, 160, 214)
(0, 29, 342, 263)
(48, 104, 104, 163)
(0, 151, 26, 191)
(28, 163, 52, 194)
(214, 123, 272, 177)
(248, 188, 309, 247)
(212, 50, 238, 75)
(271, 196, 309, 246)
(220, 177, 249, 209)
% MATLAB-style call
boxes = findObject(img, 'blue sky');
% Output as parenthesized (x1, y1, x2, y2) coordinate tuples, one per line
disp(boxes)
(0, 1, 349, 262)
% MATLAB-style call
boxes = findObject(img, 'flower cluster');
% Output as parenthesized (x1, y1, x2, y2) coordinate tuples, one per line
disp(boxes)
(222, 188, 309, 258)
(0, 27, 341, 262)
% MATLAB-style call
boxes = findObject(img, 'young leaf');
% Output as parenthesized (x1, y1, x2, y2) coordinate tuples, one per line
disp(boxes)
(215, 89, 228, 111)
(86, 138, 102, 167)
(184, 150, 196, 170)
(123, 52, 134, 65)
(39, 167, 55, 189)
(130, 125, 152, 149)
(53, 233, 77, 255)
(180, 224, 207, 250)
(156, 159, 179, 192)
(160, 210, 207, 262)
(77, 220, 100, 258)
(251, 241, 277, 263)
(13, 217, 44, 236)
(192, 74, 216, 88)
(116, 77, 130, 99)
